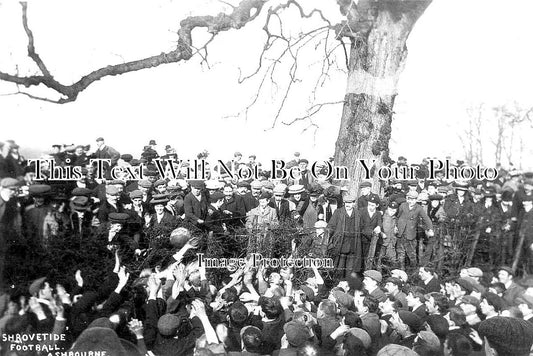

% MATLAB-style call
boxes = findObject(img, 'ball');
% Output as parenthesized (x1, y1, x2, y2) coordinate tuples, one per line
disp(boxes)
(169, 227, 191, 249)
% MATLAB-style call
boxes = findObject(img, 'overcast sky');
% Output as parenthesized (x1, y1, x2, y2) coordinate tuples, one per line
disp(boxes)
(0, 0, 532, 168)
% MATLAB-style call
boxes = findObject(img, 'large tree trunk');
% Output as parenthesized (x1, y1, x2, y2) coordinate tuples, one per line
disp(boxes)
(334, 1, 432, 194)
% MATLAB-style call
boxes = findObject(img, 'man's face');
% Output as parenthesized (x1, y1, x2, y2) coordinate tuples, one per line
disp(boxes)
(344, 201, 354, 210)
(34, 196, 45, 207)
(418, 268, 430, 280)
(407, 196, 416, 207)
(293, 193, 301, 201)
(75, 147, 84, 155)
(367, 201, 377, 212)
(96, 140, 104, 148)
(110, 223, 122, 234)
(430, 200, 440, 208)
(223, 186, 233, 198)
(353, 294, 365, 313)
(133, 197, 143, 206)
(459, 302, 476, 316)
(498, 270, 511, 284)
(480, 299, 492, 315)
(274, 194, 283, 202)
(310, 195, 318, 202)
(384, 282, 397, 294)
(425, 296, 437, 314)
(459, 269, 469, 278)
(107, 194, 118, 204)
(156, 185, 167, 194)
(406, 293, 416, 307)
(7, 301, 18, 314)
(379, 299, 395, 314)
(427, 186, 436, 195)
(237, 186, 247, 195)
(259, 198, 269, 209)
(387, 207, 397, 216)
(191, 187, 201, 196)
(337, 281, 349, 292)
(2, 186, 18, 200)
(40, 282, 53, 299)
(361, 187, 370, 196)
(363, 276, 376, 290)
(251, 187, 261, 197)
(155, 204, 164, 215)
(299, 162, 308, 171)
(268, 273, 282, 286)
(518, 303, 532, 316)
(24, 172, 36, 184)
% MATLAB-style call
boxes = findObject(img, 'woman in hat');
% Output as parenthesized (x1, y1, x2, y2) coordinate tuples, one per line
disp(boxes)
(145, 195, 179, 236)
(287, 184, 308, 225)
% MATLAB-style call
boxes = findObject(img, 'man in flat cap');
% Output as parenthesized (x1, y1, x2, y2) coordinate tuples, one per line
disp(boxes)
(205, 191, 227, 234)
(380, 200, 398, 265)
(184, 180, 208, 229)
(28, 276, 57, 332)
(497, 266, 524, 305)
(295, 159, 313, 190)
(479, 316, 533, 356)
(359, 194, 383, 269)
(68, 145, 89, 167)
(106, 212, 138, 261)
(396, 191, 434, 269)
(357, 181, 380, 210)
(91, 137, 120, 167)
(220, 184, 246, 228)
(242, 180, 262, 213)
(24, 184, 53, 248)
(97, 185, 123, 224)
(270, 184, 291, 222)
(327, 193, 363, 277)
(69, 195, 94, 240)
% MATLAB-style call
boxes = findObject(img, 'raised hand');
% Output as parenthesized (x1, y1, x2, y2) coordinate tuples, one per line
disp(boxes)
(128, 319, 144, 339)
(117, 266, 130, 290)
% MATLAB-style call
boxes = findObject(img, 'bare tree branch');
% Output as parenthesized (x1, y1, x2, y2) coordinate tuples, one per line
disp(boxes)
(0, 0, 268, 103)
(20, 2, 51, 77)
(282, 100, 344, 125)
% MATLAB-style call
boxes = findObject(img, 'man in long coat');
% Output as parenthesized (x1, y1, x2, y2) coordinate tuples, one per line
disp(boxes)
(396, 191, 433, 268)
(327, 193, 362, 278)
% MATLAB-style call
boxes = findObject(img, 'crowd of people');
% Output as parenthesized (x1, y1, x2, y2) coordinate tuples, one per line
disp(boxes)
(0, 137, 533, 356)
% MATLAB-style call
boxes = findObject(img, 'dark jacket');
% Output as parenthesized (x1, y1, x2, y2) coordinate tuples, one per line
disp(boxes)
(397, 202, 433, 240)
(184, 192, 208, 226)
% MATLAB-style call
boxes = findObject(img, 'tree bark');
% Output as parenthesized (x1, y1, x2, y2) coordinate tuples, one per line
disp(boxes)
(334, 0, 432, 195)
